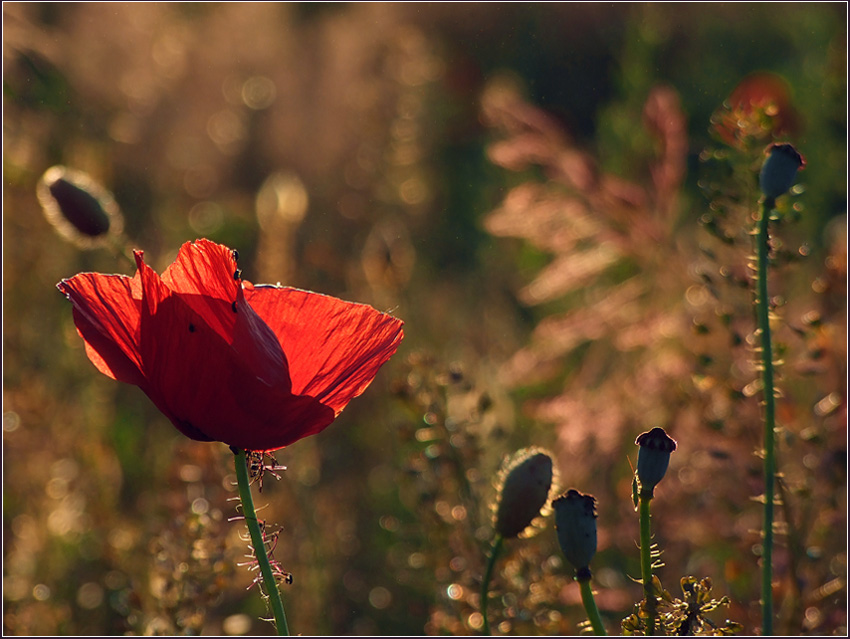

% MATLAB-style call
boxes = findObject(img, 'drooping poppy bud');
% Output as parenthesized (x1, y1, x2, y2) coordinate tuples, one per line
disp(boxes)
(553, 489, 597, 576)
(36, 166, 124, 249)
(493, 448, 553, 539)
(759, 143, 805, 200)
(635, 427, 677, 497)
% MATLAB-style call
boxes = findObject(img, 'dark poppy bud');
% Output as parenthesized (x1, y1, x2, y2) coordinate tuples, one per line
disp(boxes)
(36, 166, 123, 249)
(553, 489, 597, 574)
(759, 143, 804, 199)
(493, 448, 553, 539)
(635, 427, 677, 497)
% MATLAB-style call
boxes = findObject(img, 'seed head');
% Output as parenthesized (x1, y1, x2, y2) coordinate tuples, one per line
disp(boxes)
(553, 489, 598, 575)
(635, 427, 677, 497)
(759, 143, 805, 199)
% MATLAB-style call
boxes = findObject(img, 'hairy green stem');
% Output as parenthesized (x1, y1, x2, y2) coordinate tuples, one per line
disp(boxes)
(639, 493, 657, 636)
(756, 197, 777, 636)
(234, 449, 290, 636)
(481, 534, 504, 635)
(577, 573, 607, 636)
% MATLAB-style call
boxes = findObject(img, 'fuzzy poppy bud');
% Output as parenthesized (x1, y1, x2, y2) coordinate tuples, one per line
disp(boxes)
(759, 143, 804, 199)
(553, 489, 597, 575)
(493, 448, 553, 539)
(36, 166, 123, 249)
(635, 427, 677, 497)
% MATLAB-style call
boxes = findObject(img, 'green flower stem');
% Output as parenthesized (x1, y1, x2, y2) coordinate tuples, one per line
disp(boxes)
(756, 197, 777, 636)
(639, 493, 657, 636)
(234, 449, 290, 636)
(577, 573, 607, 636)
(481, 534, 504, 635)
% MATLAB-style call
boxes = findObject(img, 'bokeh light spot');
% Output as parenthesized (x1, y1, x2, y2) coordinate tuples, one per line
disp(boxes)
(191, 498, 209, 515)
(3, 411, 20, 432)
(242, 76, 276, 110)
(188, 201, 225, 235)
(222, 613, 252, 635)
(32, 584, 51, 601)
(76, 582, 104, 610)
(467, 612, 484, 630)
(368, 585, 392, 609)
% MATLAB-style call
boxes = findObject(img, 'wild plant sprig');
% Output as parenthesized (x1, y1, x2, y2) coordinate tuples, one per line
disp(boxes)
(233, 448, 290, 636)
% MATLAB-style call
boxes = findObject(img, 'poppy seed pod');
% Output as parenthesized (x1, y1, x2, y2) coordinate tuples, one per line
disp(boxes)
(553, 489, 597, 574)
(493, 448, 553, 539)
(37, 166, 124, 249)
(759, 143, 805, 199)
(635, 427, 677, 497)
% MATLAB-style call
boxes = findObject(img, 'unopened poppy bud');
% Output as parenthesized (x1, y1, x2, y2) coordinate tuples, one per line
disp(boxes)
(37, 166, 123, 249)
(635, 427, 677, 497)
(493, 448, 553, 539)
(553, 489, 597, 574)
(759, 143, 804, 199)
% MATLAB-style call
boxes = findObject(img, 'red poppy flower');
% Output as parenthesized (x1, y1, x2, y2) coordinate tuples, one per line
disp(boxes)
(57, 239, 404, 451)
(711, 72, 800, 149)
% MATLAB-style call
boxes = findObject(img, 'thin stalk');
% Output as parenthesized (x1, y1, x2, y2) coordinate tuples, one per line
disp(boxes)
(756, 197, 777, 636)
(639, 493, 657, 636)
(234, 448, 290, 636)
(481, 534, 504, 635)
(577, 573, 607, 636)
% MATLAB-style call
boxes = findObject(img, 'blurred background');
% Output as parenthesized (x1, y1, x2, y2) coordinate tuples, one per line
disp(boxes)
(3, 3, 846, 635)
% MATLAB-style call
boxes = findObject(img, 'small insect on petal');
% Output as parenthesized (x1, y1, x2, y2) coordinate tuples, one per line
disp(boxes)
(232, 301, 238, 313)
(234, 269, 242, 280)
(232, 249, 239, 262)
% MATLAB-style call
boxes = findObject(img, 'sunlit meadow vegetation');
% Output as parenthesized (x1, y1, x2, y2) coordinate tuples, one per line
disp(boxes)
(3, 3, 846, 636)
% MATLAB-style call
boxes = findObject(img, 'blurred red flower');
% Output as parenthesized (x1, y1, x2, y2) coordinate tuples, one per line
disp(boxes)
(57, 239, 404, 451)
(711, 71, 801, 149)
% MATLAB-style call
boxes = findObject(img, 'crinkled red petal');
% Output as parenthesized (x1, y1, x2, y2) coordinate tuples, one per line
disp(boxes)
(159, 241, 291, 389)
(161, 239, 240, 340)
(57, 272, 145, 385)
(136, 249, 334, 451)
(244, 284, 405, 414)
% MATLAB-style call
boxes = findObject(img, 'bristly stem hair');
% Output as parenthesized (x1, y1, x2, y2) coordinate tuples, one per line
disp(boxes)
(233, 448, 290, 636)
(755, 196, 778, 636)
